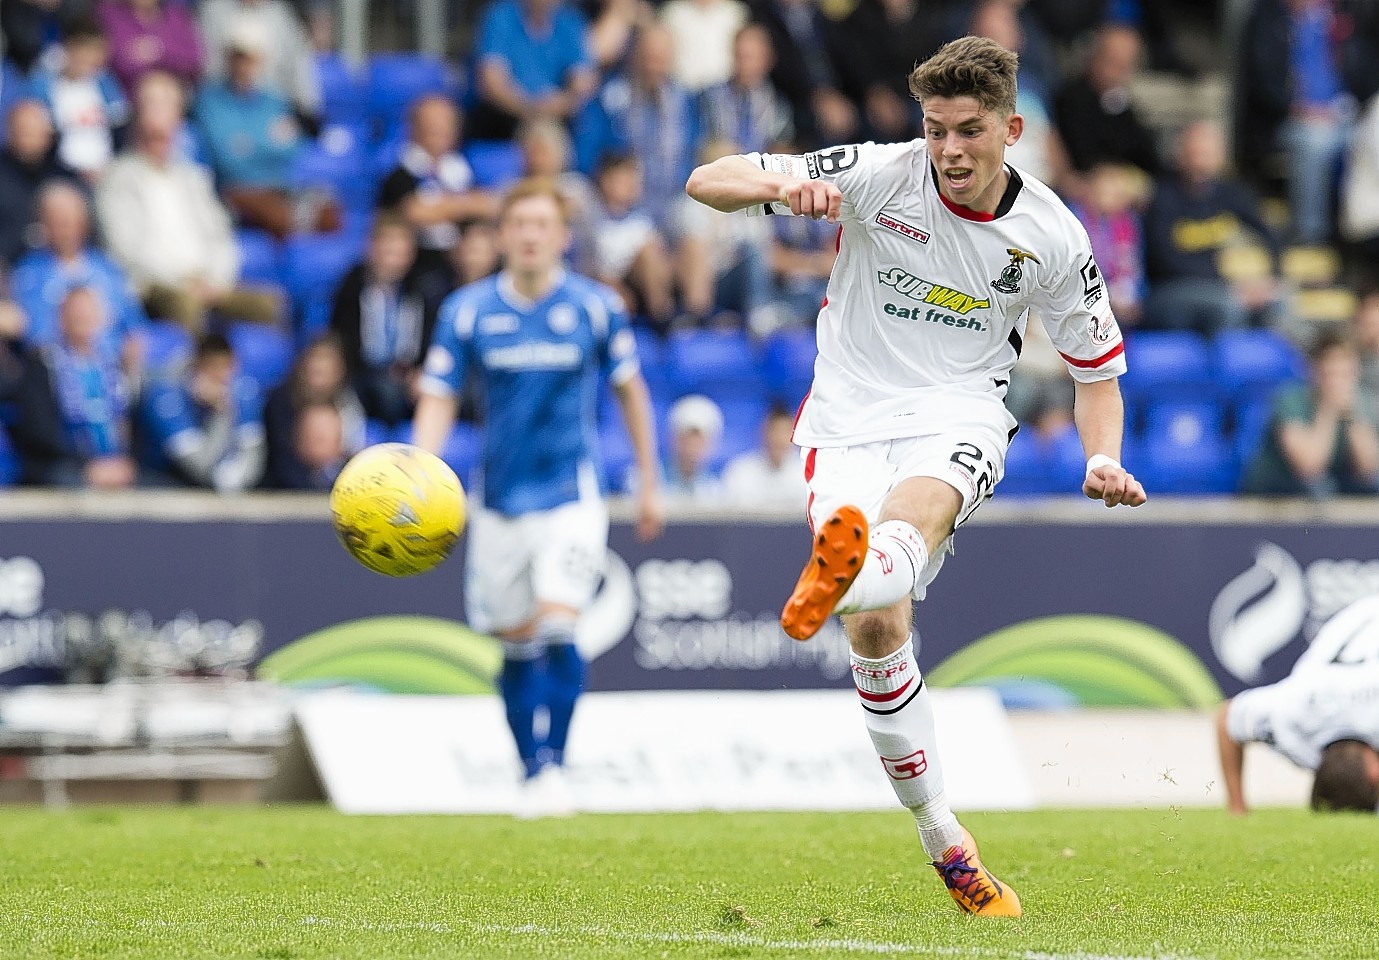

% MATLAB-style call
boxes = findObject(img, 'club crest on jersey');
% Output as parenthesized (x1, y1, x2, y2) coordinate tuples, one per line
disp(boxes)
(991, 248, 1041, 295)
(547, 303, 578, 335)
(877, 267, 989, 314)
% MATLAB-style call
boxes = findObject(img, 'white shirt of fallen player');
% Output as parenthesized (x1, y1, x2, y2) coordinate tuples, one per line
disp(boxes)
(1227, 596, 1379, 772)
(744, 143, 1126, 449)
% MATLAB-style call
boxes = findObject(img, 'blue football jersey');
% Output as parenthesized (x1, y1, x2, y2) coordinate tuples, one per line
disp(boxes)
(421, 269, 639, 515)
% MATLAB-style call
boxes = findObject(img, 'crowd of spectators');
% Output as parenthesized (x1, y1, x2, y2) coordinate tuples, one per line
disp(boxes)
(0, 0, 1375, 502)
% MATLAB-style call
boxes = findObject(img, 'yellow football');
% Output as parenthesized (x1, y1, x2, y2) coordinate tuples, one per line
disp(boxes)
(330, 443, 467, 577)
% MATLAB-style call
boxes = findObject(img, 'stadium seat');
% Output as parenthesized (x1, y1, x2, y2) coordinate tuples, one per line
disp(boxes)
(292, 128, 375, 211)
(367, 53, 458, 140)
(716, 397, 768, 466)
(316, 53, 369, 127)
(1140, 433, 1237, 494)
(1118, 332, 1215, 416)
(1143, 397, 1226, 447)
(996, 429, 1059, 495)
(235, 228, 282, 287)
(143, 321, 192, 374)
(667, 330, 764, 402)
(226, 323, 294, 391)
(0, 423, 20, 487)
(283, 233, 366, 341)
(465, 140, 526, 190)
(760, 328, 816, 407)
(1232, 397, 1275, 470)
(1213, 329, 1305, 406)
(364, 419, 391, 447)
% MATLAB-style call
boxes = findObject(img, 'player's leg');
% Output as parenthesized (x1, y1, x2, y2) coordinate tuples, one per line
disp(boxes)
(783, 446, 941, 642)
(466, 507, 546, 781)
(530, 496, 610, 769)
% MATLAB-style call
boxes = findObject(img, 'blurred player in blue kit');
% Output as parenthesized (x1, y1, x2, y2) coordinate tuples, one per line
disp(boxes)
(413, 177, 664, 815)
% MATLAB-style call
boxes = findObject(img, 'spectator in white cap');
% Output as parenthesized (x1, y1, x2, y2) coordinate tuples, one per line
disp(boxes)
(199, 0, 321, 125)
(664, 393, 724, 502)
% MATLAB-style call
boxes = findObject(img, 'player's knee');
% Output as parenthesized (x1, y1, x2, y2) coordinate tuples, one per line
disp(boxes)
(845, 606, 910, 659)
(880, 478, 962, 553)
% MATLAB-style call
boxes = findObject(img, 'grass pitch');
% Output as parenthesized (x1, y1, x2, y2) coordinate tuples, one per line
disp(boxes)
(2, 806, 1376, 960)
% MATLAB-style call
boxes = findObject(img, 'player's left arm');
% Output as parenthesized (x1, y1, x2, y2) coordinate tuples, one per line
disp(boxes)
(1039, 238, 1146, 507)
(1216, 699, 1250, 816)
(1074, 378, 1146, 508)
(614, 373, 665, 541)
(413, 293, 472, 456)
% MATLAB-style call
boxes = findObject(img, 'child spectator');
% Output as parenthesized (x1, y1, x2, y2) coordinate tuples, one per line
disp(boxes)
(30, 17, 130, 182)
(284, 399, 347, 490)
(659, 393, 725, 502)
(139, 332, 266, 492)
(451, 217, 501, 287)
(262, 333, 365, 489)
(518, 118, 598, 272)
(591, 151, 675, 328)
(98, 0, 205, 96)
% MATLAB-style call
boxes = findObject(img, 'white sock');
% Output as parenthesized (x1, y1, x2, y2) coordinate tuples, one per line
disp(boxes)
(836, 520, 929, 615)
(851, 636, 962, 861)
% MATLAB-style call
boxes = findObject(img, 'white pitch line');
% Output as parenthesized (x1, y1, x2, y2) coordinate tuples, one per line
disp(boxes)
(301, 915, 1210, 960)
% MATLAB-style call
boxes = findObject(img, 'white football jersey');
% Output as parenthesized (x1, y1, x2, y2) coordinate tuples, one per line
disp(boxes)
(745, 141, 1125, 447)
(1227, 597, 1379, 770)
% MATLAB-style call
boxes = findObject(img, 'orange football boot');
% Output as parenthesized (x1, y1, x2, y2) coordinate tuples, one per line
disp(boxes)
(932, 827, 1022, 917)
(780, 505, 868, 641)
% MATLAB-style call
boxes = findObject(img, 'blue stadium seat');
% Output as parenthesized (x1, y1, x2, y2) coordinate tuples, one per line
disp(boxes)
(760, 328, 816, 407)
(1232, 397, 1276, 469)
(0, 423, 20, 487)
(667, 330, 763, 402)
(226, 323, 294, 391)
(464, 140, 526, 190)
(1143, 397, 1226, 447)
(1140, 433, 1237, 494)
(236, 228, 282, 287)
(283, 232, 365, 341)
(143, 321, 192, 374)
(997, 429, 1060, 495)
(367, 53, 458, 140)
(316, 53, 369, 127)
(1119, 332, 1215, 416)
(717, 397, 768, 466)
(1213, 329, 1306, 405)
(292, 127, 374, 211)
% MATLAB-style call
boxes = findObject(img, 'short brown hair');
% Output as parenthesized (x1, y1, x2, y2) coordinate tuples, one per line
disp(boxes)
(498, 176, 571, 225)
(1311, 740, 1379, 813)
(908, 35, 1018, 117)
(370, 210, 415, 241)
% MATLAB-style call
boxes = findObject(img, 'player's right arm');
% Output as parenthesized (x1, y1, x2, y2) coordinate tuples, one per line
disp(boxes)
(413, 292, 474, 456)
(1215, 699, 1249, 815)
(685, 155, 842, 221)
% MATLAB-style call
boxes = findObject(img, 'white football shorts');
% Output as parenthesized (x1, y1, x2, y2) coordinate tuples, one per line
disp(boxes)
(801, 421, 1011, 600)
(464, 496, 610, 634)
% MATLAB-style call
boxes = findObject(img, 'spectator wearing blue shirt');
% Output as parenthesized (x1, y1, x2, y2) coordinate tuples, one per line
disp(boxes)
(413, 177, 663, 815)
(698, 24, 793, 157)
(194, 20, 339, 240)
(139, 332, 266, 492)
(12, 286, 139, 489)
(10, 181, 148, 376)
(471, 0, 597, 141)
(30, 17, 130, 182)
(574, 25, 700, 228)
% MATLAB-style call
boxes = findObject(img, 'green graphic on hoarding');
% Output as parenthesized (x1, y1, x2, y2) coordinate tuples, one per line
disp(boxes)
(928, 615, 1223, 708)
(257, 616, 500, 694)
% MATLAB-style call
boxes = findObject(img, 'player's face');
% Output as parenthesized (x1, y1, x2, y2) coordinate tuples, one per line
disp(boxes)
(921, 95, 1022, 214)
(499, 194, 570, 275)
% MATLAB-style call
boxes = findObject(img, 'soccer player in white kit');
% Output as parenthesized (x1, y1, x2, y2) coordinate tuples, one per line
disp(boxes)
(1217, 596, 1379, 816)
(686, 36, 1147, 916)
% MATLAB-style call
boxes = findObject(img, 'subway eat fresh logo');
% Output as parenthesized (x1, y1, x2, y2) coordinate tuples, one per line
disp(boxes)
(877, 268, 990, 314)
